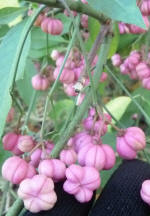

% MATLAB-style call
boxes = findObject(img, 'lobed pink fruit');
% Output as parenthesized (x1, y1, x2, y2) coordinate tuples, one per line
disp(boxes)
(64, 83, 78, 96)
(18, 135, 35, 153)
(53, 67, 75, 84)
(38, 159, 66, 182)
(118, 22, 130, 34)
(60, 149, 77, 165)
(141, 0, 150, 16)
(18, 174, 57, 213)
(32, 74, 50, 91)
(116, 127, 146, 159)
(111, 54, 122, 67)
(34, 14, 45, 27)
(2, 156, 36, 184)
(129, 16, 149, 34)
(136, 62, 150, 80)
(78, 144, 106, 170)
(30, 148, 42, 168)
(63, 164, 100, 203)
(140, 180, 150, 205)
(101, 144, 116, 170)
(81, 14, 88, 28)
(73, 131, 93, 153)
(120, 64, 129, 75)
(6, 107, 15, 123)
(41, 17, 63, 35)
(100, 72, 108, 82)
(2, 132, 23, 155)
(142, 77, 150, 89)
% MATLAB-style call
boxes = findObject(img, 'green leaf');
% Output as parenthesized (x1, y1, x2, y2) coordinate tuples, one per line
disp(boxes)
(108, 23, 120, 58)
(104, 96, 131, 123)
(0, 7, 27, 24)
(0, 25, 9, 40)
(16, 58, 37, 106)
(102, 132, 117, 150)
(87, 0, 145, 28)
(0, 19, 30, 138)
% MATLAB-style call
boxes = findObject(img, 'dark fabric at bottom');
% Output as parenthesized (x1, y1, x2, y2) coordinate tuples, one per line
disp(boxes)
(89, 159, 150, 216)
(23, 182, 95, 216)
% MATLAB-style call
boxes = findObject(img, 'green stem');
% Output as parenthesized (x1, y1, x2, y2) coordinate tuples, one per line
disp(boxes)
(25, 0, 108, 23)
(6, 199, 23, 216)
(40, 19, 79, 139)
(106, 64, 150, 126)
(0, 182, 9, 216)
(22, 90, 37, 133)
(51, 34, 112, 158)
(18, 208, 26, 216)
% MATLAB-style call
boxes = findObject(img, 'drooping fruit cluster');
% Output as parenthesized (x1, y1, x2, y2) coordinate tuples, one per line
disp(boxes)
(111, 51, 150, 90)
(1, 104, 146, 212)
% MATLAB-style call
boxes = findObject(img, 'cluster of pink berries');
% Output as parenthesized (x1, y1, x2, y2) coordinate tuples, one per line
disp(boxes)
(118, 0, 150, 34)
(111, 51, 150, 90)
(1, 106, 146, 212)
(28, 9, 63, 35)
(52, 49, 107, 99)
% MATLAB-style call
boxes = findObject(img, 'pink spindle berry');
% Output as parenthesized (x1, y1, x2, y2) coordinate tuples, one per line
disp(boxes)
(73, 132, 93, 153)
(118, 22, 130, 34)
(2, 132, 22, 155)
(142, 77, 150, 89)
(81, 14, 88, 28)
(32, 74, 50, 91)
(64, 84, 77, 96)
(141, 0, 150, 16)
(100, 72, 108, 82)
(54, 67, 75, 84)
(30, 148, 42, 168)
(6, 107, 15, 123)
(41, 17, 63, 35)
(101, 144, 116, 170)
(2, 156, 36, 184)
(38, 159, 66, 182)
(111, 54, 122, 67)
(18, 175, 57, 213)
(60, 149, 77, 165)
(51, 49, 60, 61)
(136, 62, 150, 80)
(140, 180, 150, 205)
(18, 135, 35, 153)
(63, 164, 100, 203)
(120, 64, 129, 75)
(116, 127, 146, 159)
(78, 144, 106, 170)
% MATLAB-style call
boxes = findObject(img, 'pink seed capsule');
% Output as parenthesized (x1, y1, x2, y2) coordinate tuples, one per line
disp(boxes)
(38, 159, 66, 182)
(73, 132, 93, 153)
(129, 69, 138, 80)
(18, 175, 57, 213)
(64, 84, 78, 96)
(31, 74, 50, 91)
(120, 63, 129, 75)
(2, 132, 23, 155)
(78, 144, 106, 170)
(118, 22, 130, 34)
(60, 149, 77, 166)
(41, 17, 49, 33)
(129, 16, 149, 34)
(140, 180, 150, 205)
(6, 107, 15, 123)
(17, 135, 35, 153)
(34, 14, 45, 27)
(81, 14, 88, 28)
(142, 77, 150, 89)
(136, 62, 150, 80)
(63, 164, 100, 203)
(30, 148, 42, 168)
(101, 144, 116, 170)
(111, 54, 122, 67)
(2, 156, 36, 184)
(116, 127, 146, 159)
(53, 67, 75, 84)
(140, 0, 150, 16)
(48, 18, 63, 35)
(100, 72, 108, 82)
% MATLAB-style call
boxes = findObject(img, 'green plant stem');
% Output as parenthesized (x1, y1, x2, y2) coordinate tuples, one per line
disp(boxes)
(40, 19, 79, 139)
(26, 0, 108, 23)
(51, 34, 112, 158)
(11, 5, 46, 94)
(106, 64, 150, 126)
(22, 90, 37, 133)
(18, 208, 26, 216)
(0, 182, 9, 216)
(6, 199, 23, 216)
